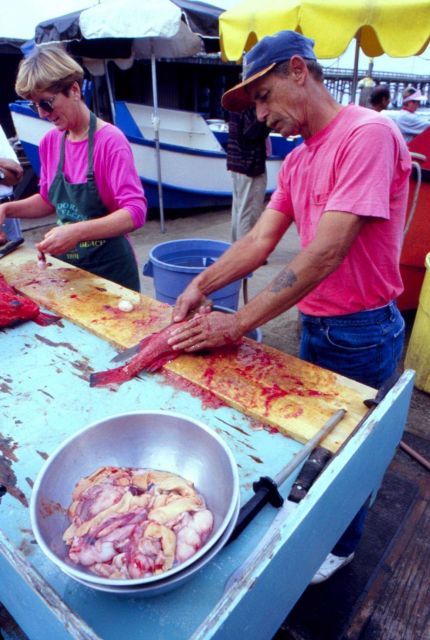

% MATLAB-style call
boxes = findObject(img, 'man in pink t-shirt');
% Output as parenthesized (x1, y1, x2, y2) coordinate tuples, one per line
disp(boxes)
(169, 31, 411, 584)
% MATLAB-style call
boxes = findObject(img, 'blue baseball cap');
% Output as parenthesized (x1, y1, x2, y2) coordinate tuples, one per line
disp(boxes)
(222, 30, 316, 112)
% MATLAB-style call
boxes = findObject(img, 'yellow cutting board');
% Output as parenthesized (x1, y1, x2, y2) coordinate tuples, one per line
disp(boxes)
(1, 247, 376, 451)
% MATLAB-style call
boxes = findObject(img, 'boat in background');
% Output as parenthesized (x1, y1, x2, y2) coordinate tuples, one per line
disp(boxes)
(9, 100, 302, 209)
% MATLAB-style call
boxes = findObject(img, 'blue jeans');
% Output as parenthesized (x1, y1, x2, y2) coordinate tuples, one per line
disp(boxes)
(299, 301, 405, 556)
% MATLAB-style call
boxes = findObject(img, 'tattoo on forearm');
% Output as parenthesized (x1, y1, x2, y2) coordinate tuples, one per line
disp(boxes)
(270, 269, 298, 292)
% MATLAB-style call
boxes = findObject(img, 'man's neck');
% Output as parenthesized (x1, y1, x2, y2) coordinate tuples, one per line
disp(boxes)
(303, 91, 344, 139)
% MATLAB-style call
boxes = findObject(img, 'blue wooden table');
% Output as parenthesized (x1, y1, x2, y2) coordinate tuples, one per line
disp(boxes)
(1, 317, 415, 639)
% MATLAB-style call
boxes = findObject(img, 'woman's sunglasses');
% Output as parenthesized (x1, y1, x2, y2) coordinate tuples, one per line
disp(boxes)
(29, 94, 58, 115)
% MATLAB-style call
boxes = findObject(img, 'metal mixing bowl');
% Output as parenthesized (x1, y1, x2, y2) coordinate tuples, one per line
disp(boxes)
(60, 495, 240, 597)
(30, 411, 239, 589)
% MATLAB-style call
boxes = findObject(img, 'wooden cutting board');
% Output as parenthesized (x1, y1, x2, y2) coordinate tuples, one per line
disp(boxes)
(1, 247, 376, 452)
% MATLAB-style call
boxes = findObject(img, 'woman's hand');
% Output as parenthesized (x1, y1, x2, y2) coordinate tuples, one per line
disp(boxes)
(36, 223, 83, 255)
(168, 311, 243, 352)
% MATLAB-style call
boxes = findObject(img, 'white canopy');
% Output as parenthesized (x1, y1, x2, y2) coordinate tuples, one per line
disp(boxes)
(1, 0, 235, 41)
(79, 0, 202, 59)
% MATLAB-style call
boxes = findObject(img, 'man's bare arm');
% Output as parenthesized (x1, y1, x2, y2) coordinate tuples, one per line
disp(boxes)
(235, 210, 365, 334)
(172, 208, 292, 321)
(169, 210, 365, 351)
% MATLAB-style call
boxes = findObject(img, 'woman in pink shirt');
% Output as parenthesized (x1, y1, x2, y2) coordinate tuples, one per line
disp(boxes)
(0, 46, 146, 291)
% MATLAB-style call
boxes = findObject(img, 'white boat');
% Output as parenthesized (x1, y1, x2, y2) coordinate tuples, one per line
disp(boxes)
(9, 100, 302, 209)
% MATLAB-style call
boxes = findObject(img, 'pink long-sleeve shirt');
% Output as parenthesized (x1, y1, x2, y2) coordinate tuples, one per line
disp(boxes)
(39, 123, 147, 228)
(269, 105, 411, 316)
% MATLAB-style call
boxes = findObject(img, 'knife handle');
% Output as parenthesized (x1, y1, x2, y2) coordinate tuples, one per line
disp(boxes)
(364, 371, 400, 408)
(288, 446, 333, 503)
(0, 237, 24, 258)
(228, 476, 284, 543)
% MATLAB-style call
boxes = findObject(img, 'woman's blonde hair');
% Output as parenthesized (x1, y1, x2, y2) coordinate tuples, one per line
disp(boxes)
(15, 45, 84, 99)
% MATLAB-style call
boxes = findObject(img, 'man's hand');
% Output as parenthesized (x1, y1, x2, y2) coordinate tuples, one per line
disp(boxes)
(168, 311, 243, 351)
(172, 281, 211, 323)
(36, 224, 83, 255)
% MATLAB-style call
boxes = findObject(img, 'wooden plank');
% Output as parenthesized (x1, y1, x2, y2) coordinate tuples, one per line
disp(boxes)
(167, 343, 372, 451)
(0, 247, 172, 346)
(0, 247, 375, 451)
(345, 475, 430, 640)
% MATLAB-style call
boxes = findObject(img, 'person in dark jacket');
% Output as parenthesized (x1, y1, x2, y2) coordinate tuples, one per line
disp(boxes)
(369, 85, 390, 112)
(227, 106, 270, 241)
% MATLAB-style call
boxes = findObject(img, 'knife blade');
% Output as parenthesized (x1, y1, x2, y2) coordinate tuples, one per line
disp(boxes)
(0, 237, 24, 258)
(110, 339, 147, 363)
(227, 408, 346, 543)
(223, 442, 343, 591)
(224, 447, 332, 592)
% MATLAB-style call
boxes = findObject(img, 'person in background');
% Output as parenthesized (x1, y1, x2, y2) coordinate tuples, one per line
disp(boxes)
(395, 87, 430, 143)
(227, 106, 271, 241)
(0, 123, 24, 245)
(402, 85, 416, 100)
(168, 30, 410, 584)
(0, 46, 146, 291)
(369, 85, 391, 112)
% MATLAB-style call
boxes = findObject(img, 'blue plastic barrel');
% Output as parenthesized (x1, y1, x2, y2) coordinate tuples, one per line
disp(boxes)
(143, 239, 245, 310)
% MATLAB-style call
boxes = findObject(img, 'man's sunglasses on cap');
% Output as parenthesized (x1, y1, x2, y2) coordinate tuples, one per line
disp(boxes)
(29, 94, 58, 114)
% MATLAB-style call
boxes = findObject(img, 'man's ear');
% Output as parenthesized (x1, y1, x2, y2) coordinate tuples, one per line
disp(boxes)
(289, 56, 307, 84)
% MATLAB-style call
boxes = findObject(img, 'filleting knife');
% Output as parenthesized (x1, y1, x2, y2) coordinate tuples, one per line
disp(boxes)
(0, 237, 24, 259)
(110, 338, 148, 363)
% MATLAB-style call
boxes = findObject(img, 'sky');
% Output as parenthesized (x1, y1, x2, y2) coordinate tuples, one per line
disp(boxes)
(2, 0, 430, 77)
(2, 0, 94, 40)
(323, 42, 430, 76)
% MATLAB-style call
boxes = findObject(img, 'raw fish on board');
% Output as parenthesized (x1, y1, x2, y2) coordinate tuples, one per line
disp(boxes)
(90, 321, 188, 387)
(0, 273, 59, 328)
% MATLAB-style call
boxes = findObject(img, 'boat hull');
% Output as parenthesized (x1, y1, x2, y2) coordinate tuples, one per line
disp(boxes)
(9, 102, 301, 209)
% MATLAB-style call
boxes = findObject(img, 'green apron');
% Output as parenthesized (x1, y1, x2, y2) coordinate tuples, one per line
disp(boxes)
(48, 111, 140, 292)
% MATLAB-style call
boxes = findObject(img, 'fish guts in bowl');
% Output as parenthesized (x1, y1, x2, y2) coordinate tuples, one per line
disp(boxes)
(30, 411, 239, 589)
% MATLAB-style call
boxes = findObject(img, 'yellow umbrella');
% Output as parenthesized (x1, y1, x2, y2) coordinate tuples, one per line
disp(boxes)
(219, 0, 430, 96)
